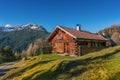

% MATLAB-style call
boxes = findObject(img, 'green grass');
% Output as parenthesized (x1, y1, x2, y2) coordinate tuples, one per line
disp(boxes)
(1, 46, 120, 80)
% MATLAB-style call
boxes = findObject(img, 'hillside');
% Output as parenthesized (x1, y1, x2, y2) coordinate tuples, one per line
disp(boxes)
(99, 24, 120, 45)
(0, 23, 49, 52)
(1, 46, 120, 80)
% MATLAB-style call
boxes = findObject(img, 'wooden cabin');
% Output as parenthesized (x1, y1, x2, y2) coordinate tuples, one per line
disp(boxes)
(47, 25, 108, 56)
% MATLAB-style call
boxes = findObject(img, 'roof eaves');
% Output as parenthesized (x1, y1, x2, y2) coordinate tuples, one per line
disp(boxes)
(47, 26, 58, 41)
(76, 38, 107, 41)
(98, 35, 109, 41)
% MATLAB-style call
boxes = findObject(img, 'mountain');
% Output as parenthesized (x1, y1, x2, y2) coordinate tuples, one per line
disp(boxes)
(0, 23, 49, 52)
(1, 46, 120, 80)
(0, 23, 47, 32)
(98, 24, 120, 45)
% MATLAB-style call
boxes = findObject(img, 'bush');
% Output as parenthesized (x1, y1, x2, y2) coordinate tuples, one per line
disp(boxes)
(0, 46, 15, 63)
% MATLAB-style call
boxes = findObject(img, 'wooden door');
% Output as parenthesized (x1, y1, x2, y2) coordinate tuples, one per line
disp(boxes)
(64, 43, 68, 53)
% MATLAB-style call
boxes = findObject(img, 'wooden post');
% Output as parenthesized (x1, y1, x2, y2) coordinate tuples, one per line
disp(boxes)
(79, 45, 82, 56)
(95, 43, 98, 47)
(88, 42, 91, 47)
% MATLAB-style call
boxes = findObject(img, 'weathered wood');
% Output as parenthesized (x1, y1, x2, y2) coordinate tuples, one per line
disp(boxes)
(49, 27, 107, 56)
(50, 29, 76, 55)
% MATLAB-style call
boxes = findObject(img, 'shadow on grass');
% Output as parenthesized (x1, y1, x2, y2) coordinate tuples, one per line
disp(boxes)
(110, 72, 120, 80)
(32, 49, 120, 80)
(1, 59, 57, 80)
(0, 69, 10, 77)
(23, 70, 45, 80)
(92, 49, 120, 60)
(24, 64, 57, 80)
(0, 67, 18, 77)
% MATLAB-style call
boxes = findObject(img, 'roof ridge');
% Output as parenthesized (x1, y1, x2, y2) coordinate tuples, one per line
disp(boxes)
(59, 26, 95, 34)
(48, 25, 107, 41)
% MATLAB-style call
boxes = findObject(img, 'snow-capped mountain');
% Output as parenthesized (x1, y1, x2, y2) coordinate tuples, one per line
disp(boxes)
(5, 24, 13, 28)
(0, 23, 47, 32)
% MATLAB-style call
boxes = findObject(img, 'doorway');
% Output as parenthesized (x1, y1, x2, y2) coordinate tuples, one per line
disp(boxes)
(64, 43, 68, 53)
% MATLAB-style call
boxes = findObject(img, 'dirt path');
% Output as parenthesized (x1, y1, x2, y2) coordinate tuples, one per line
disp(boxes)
(0, 61, 17, 77)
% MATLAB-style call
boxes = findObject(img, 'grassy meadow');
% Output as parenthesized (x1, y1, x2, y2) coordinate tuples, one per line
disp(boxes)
(1, 46, 120, 80)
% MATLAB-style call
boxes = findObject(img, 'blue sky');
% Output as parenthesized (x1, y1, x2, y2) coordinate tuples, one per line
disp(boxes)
(0, 0, 120, 32)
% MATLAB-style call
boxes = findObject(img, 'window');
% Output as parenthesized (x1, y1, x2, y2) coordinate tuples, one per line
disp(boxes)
(57, 34, 63, 40)
(90, 42, 95, 47)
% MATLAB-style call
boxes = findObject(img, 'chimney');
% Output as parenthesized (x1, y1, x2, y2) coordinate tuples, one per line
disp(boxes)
(76, 24, 81, 31)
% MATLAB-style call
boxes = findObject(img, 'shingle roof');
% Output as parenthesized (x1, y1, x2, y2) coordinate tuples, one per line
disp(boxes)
(60, 26, 107, 41)
(47, 26, 107, 41)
